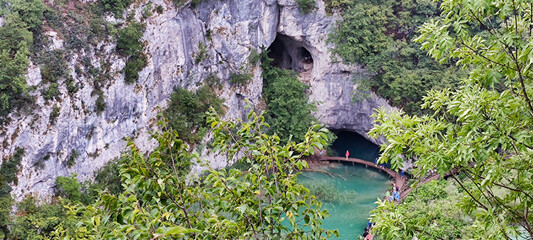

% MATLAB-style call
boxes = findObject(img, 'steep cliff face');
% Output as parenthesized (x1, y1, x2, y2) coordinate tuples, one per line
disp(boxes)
(0, 0, 392, 200)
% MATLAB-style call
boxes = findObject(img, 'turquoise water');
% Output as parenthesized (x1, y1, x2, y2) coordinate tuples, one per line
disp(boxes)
(299, 130, 390, 239)
(299, 164, 390, 239)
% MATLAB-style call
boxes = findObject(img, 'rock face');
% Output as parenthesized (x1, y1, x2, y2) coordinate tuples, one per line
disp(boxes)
(0, 0, 392, 200)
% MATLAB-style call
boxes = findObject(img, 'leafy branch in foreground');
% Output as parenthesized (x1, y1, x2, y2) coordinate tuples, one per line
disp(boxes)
(57, 108, 337, 239)
(369, 0, 533, 239)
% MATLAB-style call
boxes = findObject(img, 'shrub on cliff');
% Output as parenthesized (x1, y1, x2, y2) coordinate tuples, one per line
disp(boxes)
(261, 48, 317, 144)
(164, 85, 224, 144)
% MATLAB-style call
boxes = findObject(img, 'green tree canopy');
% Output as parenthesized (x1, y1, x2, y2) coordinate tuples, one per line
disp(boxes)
(55, 109, 337, 239)
(329, 0, 464, 114)
(369, 0, 533, 238)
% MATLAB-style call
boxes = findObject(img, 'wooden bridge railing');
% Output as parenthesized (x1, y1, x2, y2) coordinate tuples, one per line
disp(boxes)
(318, 157, 407, 196)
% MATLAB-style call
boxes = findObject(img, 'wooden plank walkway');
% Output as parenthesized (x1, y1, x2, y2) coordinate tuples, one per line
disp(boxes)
(319, 157, 407, 197)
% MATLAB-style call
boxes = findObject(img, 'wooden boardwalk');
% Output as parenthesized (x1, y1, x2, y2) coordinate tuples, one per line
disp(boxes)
(319, 157, 407, 196)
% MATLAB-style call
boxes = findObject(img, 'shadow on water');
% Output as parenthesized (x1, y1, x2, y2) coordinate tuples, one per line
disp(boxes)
(299, 130, 389, 239)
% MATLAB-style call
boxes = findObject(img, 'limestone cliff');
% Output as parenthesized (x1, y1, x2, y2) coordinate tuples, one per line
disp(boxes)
(0, 0, 392, 200)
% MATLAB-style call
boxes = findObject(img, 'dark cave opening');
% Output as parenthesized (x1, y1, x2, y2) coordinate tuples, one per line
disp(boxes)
(267, 34, 313, 73)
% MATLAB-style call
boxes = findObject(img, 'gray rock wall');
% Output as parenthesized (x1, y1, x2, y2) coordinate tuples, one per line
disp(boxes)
(0, 0, 392, 200)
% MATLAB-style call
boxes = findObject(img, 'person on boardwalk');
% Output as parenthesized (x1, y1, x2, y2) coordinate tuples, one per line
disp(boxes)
(385, 190, 391, 202)
(394, 190, 400, 202)
(345, 150, 350, 160)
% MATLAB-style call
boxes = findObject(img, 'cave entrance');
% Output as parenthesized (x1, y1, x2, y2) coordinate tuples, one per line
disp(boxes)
(329, 130, 380, 162)
(267, 34, 314, 74)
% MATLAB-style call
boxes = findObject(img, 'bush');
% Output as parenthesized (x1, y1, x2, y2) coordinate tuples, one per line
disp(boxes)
(93, 159, 122, 195)
(0, 196, 13, 239)
(164, 85, 224, 144)
(10, 196, 67, 239)
(142, 3, 153, 19)
(117, 22, 144, 56)
(124, 53, 147, 83)
(296, 0, 316, 14)
(66, 77, 80, 94)
(49, 105, 60, 125)
(56, 174, 81, 202)
(0, 15, 31, 117)
(8, 0, 46, 32)
(67, 150, 78, 168)
(95, 94, 106, 113)
(229, 72, 253, 86)
(261, 49, 316, 143)
(248, 48, 261, 66)
(194, 42, 208, 64)
(0, 148, 25, 186)
(42, 83, 60, 101)
(99, 0, 134, 17)
(205, 73, 221, 89)
(117, 22, 147, 83)
(155, 5, 164, 13)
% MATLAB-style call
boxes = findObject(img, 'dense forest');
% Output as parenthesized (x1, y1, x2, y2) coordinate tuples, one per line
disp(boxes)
(0, 0, 532, 239)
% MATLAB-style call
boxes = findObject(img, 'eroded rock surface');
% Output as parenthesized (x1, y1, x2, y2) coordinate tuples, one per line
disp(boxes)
(0, 0, 392, 200)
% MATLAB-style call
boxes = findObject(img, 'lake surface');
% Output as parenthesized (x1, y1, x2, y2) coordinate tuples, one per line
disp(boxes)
(299, 131, 389, 239)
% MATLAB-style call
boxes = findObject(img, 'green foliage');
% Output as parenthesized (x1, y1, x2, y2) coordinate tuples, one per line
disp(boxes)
(194, 42, 208, 64)
(42, 83, 60, 101)
(296, 0, 316, 14)
(329, 0, 463, 114)
(92, 159, 123, 196)
(155, 5, 164, 14)
(261, 49, 317, 143)
(0, 196, 13, 239)
(164, 85, 224, 144)
(371, 179, 474, 239)
(370, 0, 533, 238)
(0, 14, 33, 55)
(117, 22, 147, 84)
(190, 0, 202, 8)
(49, 104, 60, 125)
(0, 15, 31, 117)
(142, 3, 153, 19)
(67, 150, 78, 168)
(324, 0, 350, 14)
(95, 94, 106, 113)
(0, 148, 25, 186)
(39, 49, 67, 83)
(99, 0, 133, 17)
(0, 148, 24, 238)
(172, 0, 188, 8)
(58, 110, 337, 239)
(204, 73, 221, 89)
(0, 160, 122, 239)
(66, 77, 80, 94)
(248, 48, 261, 66)
(9, 196, 68, 240)
(8, 0, 46, 32)
(124, 53, 147, 83)
(56, 174, 81, 202)
(229, 72, 253, 86)
(117, 22, 144, 56)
